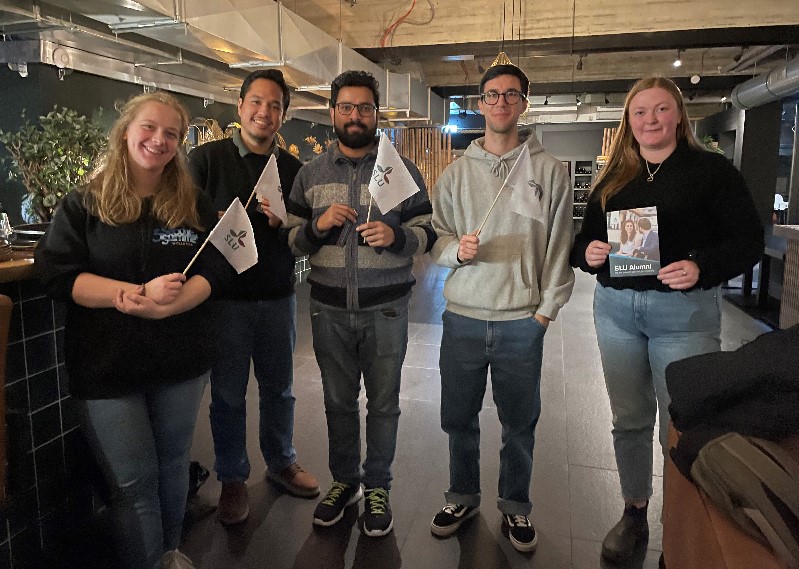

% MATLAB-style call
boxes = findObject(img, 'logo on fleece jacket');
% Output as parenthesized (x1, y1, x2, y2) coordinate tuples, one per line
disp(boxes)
(153, 228, 200, 246)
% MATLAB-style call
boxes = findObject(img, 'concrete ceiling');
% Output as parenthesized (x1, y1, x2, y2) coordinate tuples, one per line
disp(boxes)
(287, 0, 799, 118)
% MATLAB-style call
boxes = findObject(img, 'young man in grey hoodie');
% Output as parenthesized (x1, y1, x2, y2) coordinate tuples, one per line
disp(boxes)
(429, 64, 575, 552)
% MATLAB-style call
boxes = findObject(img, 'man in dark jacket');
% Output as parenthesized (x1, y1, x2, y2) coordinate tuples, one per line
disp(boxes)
(189, 69, 319, 526)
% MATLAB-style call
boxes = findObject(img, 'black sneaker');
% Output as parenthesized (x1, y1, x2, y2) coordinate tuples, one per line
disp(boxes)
(502, 514, 538, 553)
(363, 487, 393, 537)
(430, 504, 480, 537)
(313, 482, 363, 527)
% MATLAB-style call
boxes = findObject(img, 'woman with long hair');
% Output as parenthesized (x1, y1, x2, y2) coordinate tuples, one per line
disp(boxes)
(569, 76, 763, 563)
(618, 219, 640, 256)
(36, 91, 229, 569)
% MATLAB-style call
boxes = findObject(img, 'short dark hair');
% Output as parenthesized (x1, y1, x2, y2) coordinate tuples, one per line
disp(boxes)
(330, 70, 380, 109)
(479, 64, 530, 96)
(240, 69, 291, 112)
(638, 218, 652, 230)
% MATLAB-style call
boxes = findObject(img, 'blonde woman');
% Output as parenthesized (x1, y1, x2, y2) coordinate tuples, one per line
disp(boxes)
(570, 76, 763, 563)
(36, 92, 229, 569)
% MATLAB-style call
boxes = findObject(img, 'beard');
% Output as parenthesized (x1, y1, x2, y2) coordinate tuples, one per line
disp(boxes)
(334, 120, 377, 149)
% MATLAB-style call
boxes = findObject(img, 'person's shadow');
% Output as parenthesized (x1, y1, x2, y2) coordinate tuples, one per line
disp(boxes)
(351, 524, 401, 569)
(455, 514, 512, 569)
(290, 507, 359, 569)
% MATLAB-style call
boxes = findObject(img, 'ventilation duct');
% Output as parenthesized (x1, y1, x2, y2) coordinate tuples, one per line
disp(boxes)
(0, 1, 446, 125)
(731, 55, 799, 110)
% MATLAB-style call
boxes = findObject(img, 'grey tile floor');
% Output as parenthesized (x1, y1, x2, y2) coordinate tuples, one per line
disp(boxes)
(182, 256, 771, 569)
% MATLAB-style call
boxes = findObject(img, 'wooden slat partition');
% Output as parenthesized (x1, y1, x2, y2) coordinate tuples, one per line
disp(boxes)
(602, 127, 618, 157)
(386, 128, 454, 195)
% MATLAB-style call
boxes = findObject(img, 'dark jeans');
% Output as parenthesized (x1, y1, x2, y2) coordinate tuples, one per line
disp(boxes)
(209, 296, 297, 482)
(310, 295, 409, 489)
(439, 310, 546, 516)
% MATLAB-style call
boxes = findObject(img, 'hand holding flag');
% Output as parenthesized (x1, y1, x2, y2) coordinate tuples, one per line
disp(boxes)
(254, 154, 287, 226)
(183, 198, 258, 275)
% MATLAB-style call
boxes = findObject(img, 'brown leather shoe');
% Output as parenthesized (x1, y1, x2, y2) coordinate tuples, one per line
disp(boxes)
(267, 462, 320, 498)
(218, 481, 249, 525)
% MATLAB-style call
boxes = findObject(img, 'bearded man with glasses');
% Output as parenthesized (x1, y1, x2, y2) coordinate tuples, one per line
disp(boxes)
(285, 70, 435, 537)
(429, 64, 575, 553)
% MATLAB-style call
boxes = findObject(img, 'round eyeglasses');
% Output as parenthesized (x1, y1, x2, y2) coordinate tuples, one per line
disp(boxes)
(335, 103, 378, 117)
(480, 90, 526, 105)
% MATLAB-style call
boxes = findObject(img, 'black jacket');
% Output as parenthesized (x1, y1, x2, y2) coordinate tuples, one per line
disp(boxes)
(188, 136, 302, 301)
(666, 325, 799, 477)
(35, 190, 230, 399)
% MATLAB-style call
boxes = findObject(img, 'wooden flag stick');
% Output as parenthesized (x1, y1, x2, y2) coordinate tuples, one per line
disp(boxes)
(366, 195, 374, 224)
(474, 184, 507, 236)
(243, 186, 258, 210)
(183, 233, 213, 275)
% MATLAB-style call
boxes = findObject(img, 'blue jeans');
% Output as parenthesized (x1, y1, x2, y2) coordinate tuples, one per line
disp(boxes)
(439, 311, 546, 516)
(209, 296, 297, 482)
(310, 295, 409, 489)
(593, 283, 721, 502)
(79, 374, 207, 569)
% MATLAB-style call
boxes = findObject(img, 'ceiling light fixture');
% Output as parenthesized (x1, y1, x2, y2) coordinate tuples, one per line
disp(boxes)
(576, 94, 582, 106)
(690, 74, 701, 84)
(576, 54, 584, 71)
(604, 94, 610, 104)
(673, 49, 683, 68)
(721, 96, 728, 103)
(733, 47, 745, 63)
(544, 95, 549, 106)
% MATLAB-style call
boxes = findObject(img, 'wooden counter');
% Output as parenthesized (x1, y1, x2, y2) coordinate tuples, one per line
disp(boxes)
(773, 225, 799, 329)
(0, 250, 35, 284)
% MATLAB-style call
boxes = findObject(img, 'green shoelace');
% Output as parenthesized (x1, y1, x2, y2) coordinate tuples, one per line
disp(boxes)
(321, 482, 350, 506)
(366, 488, 389, 515)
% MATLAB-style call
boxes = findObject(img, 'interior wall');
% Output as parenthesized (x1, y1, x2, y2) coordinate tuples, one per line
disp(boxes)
(0, 64, 334, 224)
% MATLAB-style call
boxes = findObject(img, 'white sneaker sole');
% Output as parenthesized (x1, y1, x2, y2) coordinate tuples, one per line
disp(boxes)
(430, 506, 480, 537)
(363, 517, 393, 537)
(509, 531, 538, 553)
(313, 486, 363, 527)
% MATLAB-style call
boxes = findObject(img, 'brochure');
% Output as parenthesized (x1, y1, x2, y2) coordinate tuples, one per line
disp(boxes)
(606, 207, 661, 277)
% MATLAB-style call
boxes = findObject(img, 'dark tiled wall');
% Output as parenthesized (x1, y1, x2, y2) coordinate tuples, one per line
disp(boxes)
(0, 280, 95, 569)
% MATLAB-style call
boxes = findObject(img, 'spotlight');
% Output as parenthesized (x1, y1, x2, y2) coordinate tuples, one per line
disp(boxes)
(721, 96, 727, 103)
(733, 47, 745, 63)
(604, 94, 610, 104)
(690, 74, 701, 84)
(576, 95, 582, 106)
(576, 55, 584, 71)
(544, 95, 549, 106)
(673, 49, 682, 68)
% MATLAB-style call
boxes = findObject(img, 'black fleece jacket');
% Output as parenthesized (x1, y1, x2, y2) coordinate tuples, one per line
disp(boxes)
(188, 136, 302, 301)
(570, 141, 764, 291)
(35, 190, 231, 399)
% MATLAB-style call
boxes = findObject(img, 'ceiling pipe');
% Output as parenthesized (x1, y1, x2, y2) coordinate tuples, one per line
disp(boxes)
(731, 54, 799, 110)
(721, 45, 786, 74)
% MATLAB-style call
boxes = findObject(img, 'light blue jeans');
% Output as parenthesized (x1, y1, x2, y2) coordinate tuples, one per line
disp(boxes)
(593, 283, 721, 502)
(439, 311, 546, 516)
(79, 373, 207, 569)
(310, 295, 409, 490)
(209, 296, 297, 482)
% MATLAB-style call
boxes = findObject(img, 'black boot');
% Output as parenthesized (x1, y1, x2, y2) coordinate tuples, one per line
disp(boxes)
(601, 501, 649, 562)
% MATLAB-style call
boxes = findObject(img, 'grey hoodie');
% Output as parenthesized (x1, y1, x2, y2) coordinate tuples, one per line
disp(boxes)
(430, 131, 575, 321)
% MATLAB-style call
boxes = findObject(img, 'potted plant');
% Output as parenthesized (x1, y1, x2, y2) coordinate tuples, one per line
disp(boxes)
(0, 106, 106, 222)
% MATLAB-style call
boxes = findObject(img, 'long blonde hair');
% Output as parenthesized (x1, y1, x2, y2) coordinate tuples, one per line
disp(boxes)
(84, 91, 203, 230)
(592, 76, 705, 209)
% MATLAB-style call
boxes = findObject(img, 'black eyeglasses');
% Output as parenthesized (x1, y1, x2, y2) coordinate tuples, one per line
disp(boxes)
(335, 103, 378, 117)
(480, 90, 526, 105)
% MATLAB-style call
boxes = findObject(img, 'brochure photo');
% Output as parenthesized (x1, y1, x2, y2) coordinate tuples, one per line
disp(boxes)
(606, 207, 661, 277)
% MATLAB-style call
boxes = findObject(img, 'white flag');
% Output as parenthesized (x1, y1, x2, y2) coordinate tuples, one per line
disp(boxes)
(368, 132, 421, 215)
(209, 199, 258, 274)
(506, 150, 544, 222)
(254, 154, 287, 225)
